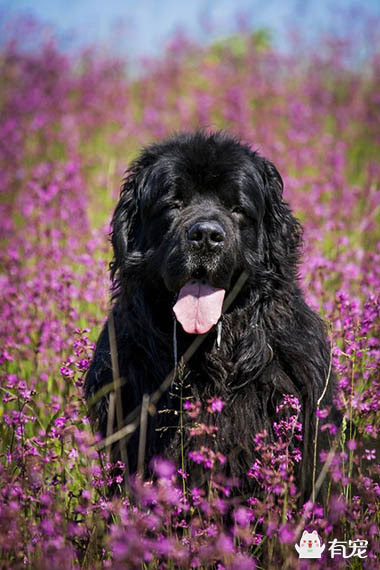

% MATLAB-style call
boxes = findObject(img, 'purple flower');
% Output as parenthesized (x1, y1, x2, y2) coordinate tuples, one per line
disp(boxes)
(207, 397, 226, 413)
(151, 457, 176, 479)
(233, 506, 254, 527)
(278, 524, 295, 544)
(316, 408, 329, 419)
(365, 449, 376, 460)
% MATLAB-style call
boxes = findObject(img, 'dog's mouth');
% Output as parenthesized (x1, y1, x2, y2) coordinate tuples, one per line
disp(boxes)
(173, 278, 226, 335)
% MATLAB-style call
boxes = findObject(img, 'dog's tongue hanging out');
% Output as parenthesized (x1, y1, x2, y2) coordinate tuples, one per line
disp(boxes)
(173, 280, 225, 334)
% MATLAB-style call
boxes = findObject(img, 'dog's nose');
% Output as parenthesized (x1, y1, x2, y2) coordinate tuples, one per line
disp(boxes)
(187, 221, 226, 250)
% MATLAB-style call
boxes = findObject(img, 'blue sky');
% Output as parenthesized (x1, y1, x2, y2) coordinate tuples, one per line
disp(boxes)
(1, 0, 379, 60)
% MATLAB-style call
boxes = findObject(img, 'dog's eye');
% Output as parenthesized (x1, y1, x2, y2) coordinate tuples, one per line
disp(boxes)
(149, 200, 183, 219)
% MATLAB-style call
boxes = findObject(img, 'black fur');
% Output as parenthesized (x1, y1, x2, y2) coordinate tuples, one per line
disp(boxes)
(85, 130, 338, 499)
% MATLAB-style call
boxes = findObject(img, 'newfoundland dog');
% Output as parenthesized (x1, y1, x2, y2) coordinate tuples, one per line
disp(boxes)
(85, 130, 338, 500)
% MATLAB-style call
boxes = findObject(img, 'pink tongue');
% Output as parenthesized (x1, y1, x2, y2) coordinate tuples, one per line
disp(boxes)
(173, 280, 225, 334)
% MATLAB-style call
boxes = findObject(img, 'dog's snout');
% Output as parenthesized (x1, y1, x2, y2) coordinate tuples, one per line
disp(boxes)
(187, 221, 226, 250)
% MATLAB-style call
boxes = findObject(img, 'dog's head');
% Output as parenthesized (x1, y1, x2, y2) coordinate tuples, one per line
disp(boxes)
(111, 131, 301, 333)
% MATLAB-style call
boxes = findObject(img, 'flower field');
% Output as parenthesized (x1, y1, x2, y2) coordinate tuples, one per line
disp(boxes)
(0, 21, 379, 569)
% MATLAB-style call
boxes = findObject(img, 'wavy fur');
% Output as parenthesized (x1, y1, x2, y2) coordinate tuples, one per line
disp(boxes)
(85, 130, 339, 500)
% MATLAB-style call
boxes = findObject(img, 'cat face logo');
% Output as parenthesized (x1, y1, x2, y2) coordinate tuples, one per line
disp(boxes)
(295, 530, 326, 559)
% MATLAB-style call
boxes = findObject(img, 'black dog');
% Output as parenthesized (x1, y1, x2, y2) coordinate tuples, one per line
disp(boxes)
(85, 130, 338, 499)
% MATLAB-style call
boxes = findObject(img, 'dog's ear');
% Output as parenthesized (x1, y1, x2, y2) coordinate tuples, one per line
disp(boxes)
(260, 157, 302, 276)
(110, 162, 149, 283)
